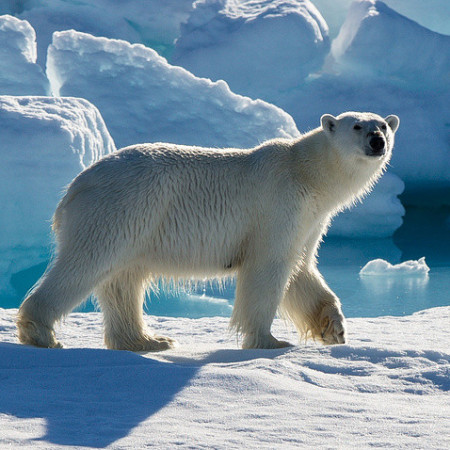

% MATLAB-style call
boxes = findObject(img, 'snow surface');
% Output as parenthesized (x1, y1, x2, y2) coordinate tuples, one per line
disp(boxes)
(47, 30, 300, 149)
(0, 307, 449, 448)
(0, 96, 115, 299)
(360, 257, 430, 276)
(0, 15, 49, 95)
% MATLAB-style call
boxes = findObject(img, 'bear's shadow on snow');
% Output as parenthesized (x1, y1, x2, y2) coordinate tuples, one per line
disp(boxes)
(0, 342, 289, 447)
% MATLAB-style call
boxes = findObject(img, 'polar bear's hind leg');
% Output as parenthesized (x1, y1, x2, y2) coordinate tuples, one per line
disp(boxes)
(95, 268, 175, 351)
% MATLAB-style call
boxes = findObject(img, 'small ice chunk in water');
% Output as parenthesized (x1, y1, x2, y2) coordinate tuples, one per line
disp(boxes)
(360, 257, 430, 276)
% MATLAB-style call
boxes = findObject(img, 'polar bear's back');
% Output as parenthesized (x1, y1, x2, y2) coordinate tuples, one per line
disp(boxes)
(52, 142, 287, 276)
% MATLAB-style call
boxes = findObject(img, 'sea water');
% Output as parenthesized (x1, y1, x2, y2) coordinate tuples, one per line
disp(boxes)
(3, 207, 449, 318)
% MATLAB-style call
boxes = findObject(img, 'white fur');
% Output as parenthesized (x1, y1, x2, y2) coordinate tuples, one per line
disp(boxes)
(17, 111, 399, 350)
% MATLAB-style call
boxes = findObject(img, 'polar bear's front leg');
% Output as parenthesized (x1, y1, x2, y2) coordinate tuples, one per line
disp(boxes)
(231, 261, 293, 349)
(281, 267, 347, 345)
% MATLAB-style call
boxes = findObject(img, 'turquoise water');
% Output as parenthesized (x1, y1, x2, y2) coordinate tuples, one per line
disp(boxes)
(3, 206, 450, 318)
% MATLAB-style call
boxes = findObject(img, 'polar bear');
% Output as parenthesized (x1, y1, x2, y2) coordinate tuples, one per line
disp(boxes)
(17, 111, 399, 351)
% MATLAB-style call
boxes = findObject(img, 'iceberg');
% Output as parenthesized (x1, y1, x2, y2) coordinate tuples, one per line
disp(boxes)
(331, 0, 450, 88)
(0, 96, 115, 299)
(173, 0, 330, 103)
(0, 15, 49, 95)
(314, 0, 450, 37)
(47, 30, 300, 149)
(360, 257, 430, 276)
(0, 0, 195, 66)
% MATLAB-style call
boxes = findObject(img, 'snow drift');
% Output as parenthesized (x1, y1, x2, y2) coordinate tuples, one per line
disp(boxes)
(0, 307, 449, 448)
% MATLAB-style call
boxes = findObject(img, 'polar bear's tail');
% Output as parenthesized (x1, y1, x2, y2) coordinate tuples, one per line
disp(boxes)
(52, 174, 94, 234)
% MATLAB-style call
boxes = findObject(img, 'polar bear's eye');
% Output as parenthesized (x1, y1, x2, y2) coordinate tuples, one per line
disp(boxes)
(381, 124, 387, 130)
(353, 124, 362, 130)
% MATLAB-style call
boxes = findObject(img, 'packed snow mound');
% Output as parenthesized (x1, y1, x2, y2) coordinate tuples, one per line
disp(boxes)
(0, 0, 194, 66)
(331, 0, 450, 87)
(0, 15, 49, 95)
(47, 30, 300, 149)
(0, 307, 449, 448)
(360, 257, 430, 276)
(329, 172, 405, 238)
(173, 0, 329, 102)
(0, 96, 115, 299)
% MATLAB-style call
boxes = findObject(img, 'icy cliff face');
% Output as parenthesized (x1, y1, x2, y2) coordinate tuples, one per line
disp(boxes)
(0, 96, 115, 299)
(47, 30, 300, 149)
(173, 0, 330, 103)
(0, 15, 49, 95)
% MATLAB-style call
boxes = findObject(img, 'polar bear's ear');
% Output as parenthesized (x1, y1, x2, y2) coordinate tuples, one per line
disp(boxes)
(321, 114, 337, 133)
(385, 115, 400, 133)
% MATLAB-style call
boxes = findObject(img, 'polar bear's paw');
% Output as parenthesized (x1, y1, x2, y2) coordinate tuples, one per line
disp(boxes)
(319, 306, 347, 345)
(242, 332, 292, 350)
(16, 317, 63, 349)
(106, 334, 176, 352)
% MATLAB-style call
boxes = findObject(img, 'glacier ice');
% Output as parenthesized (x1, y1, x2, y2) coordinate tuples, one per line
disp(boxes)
(0, 96, 115, 299)
(47, 30, 300, 149)
(0, 15, 49, 95)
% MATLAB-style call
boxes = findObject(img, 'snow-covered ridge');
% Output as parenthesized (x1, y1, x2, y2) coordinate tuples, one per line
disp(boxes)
(0, 307, 449, 448)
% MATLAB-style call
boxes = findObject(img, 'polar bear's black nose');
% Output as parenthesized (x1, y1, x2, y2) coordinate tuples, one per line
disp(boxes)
(369, 136, 385, 154)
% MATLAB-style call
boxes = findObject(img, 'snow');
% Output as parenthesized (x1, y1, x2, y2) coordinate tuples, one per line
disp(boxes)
(0, 96, 115, 300)
(173, 0, 330, 103)
(47, 30, 300, 149)
(0, 15, 49, 95)
(360, 257, 430, 276)
(0, 307, 449, 448)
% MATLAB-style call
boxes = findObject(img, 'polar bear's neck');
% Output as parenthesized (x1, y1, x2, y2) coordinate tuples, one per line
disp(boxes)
(290, 128, 387, 213)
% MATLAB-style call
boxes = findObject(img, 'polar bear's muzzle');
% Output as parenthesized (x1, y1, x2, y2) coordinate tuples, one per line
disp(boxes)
(366, 132, 386, 157)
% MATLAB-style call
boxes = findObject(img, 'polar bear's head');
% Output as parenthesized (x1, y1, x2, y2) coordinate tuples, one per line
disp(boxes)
(320, 112, 400, 161)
